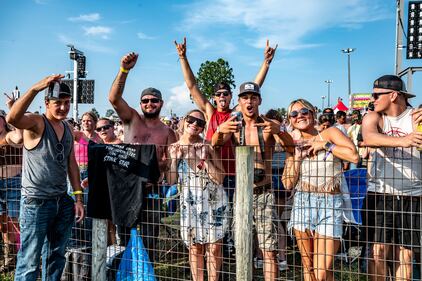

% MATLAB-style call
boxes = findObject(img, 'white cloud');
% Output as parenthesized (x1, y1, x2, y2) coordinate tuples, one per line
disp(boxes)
(58, 34, 114, 54)
(164, 83, 196, 116)
(83, 26, 112, 39)
(137, 32, 156, 40)
(68, 13, 101, 22)
(180, 0, 389, 50)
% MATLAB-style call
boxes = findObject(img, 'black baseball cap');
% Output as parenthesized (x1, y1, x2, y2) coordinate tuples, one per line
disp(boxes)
(238, 82, 260, 96)
(140, 87, 162, 100)
(45, 82, 71, 100)
(373, 75, 415, 98)
(214, 82, 231, 93)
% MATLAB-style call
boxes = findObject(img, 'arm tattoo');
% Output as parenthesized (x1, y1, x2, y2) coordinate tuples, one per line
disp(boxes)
(116, 80, 125, 93)
(112, 74, 126, 95)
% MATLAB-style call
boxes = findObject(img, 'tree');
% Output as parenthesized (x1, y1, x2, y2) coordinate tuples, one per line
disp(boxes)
(276, 108, 287, 119)
(105, 109, 115, 118)
(91, 108, 100, 118)
(196, 58, 235, 101)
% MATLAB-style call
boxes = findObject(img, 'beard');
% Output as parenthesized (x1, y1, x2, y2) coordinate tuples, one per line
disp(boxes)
(142, 108, 161, 119)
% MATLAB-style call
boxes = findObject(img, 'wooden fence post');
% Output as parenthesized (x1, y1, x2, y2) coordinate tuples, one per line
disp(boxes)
(91, 218, 107, 281)
(235, 146, 254, 281)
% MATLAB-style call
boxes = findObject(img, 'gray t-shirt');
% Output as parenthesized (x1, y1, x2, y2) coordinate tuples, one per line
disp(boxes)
(22, 115, 73, 198)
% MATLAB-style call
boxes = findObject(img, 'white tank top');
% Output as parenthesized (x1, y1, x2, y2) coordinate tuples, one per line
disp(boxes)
(367, 107, 422, 196)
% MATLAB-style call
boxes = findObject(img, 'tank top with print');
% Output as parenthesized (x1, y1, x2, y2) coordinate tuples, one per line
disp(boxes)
(367, 107, 422, 196)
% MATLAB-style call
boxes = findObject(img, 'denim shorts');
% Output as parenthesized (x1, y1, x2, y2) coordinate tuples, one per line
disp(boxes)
(0, 175, 22, 218)
(288, 191, 343, 238)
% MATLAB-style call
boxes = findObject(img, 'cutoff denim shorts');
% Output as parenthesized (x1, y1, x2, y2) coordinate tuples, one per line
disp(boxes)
(288, 191, 343, 238)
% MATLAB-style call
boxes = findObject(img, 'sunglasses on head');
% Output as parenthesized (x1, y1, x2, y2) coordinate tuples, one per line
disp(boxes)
(95, 124, 112, 132)
(185, 115, 206, 128)
(371, 91, 394, 100)
(289, 108, 310, 118)
(214, 91, 230, 97)
(141, 98, 161, 104)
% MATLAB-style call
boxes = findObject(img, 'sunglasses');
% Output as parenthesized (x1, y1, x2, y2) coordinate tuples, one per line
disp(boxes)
(141, 98, 161, 104)
(289, 108, 310, 118)
(372, 91, 394, 100)
(95, 124, 112, 132)
(185, 115, 206, 128)
(56, 142, 64, 163)
(214, 91, 230, 97)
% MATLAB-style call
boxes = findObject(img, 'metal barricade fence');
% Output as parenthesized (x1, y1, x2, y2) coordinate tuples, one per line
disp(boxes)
(1, 143, 421, 281)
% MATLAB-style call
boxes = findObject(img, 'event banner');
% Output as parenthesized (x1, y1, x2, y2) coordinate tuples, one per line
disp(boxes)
(351, 93, 371, 110)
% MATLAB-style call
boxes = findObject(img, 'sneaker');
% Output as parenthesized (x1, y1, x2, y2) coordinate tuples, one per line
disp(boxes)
(278, 260, 288, 271)
(254, 257, 263, 269)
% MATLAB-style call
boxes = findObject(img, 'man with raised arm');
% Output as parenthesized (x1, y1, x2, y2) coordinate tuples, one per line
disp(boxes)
(6, 75, 84, 281)
(212, 82, 285, 281)
(174, 37, 277, 199)
(108, 52, 177, 259)
(108, 52, 177, 154)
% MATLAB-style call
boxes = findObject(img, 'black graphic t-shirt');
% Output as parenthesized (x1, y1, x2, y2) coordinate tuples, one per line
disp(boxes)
(87, 143, 159, 227)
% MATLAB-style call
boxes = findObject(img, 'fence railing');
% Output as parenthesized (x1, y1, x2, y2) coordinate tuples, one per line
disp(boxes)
(1, 143, 421, 280)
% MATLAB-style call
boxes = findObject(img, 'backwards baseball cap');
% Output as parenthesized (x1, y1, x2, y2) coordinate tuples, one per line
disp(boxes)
(373, 75, 416, 98)
(45, 82, 71, 100)
(214, 82, 231, 93)
(141, 87, 162, 100)
(238, 82, 260, 96)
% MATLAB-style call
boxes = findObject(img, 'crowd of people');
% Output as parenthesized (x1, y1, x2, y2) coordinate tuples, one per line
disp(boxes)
(0, 37, 421, 281)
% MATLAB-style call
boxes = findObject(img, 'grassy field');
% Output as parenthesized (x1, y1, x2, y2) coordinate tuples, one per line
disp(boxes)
(0, 251, 372, 281)
(0, 222, 370, 280)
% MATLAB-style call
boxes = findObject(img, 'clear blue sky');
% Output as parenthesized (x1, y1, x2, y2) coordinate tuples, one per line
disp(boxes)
(1, 0, 421, 118)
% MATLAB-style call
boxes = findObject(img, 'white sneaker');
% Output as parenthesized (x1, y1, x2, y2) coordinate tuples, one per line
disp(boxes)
(278, 260, 288, 271)
(254, 257, 263, 269)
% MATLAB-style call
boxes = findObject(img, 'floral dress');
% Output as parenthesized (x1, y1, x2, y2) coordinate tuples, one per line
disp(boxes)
(178, 159, 229, 246)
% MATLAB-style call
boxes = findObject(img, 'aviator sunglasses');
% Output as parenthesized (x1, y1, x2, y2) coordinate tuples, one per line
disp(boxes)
(95, 124, 112, 132)
(141, 98, 161, 104)
(185, 115, 206, 128)
(289, 108, 310, 118)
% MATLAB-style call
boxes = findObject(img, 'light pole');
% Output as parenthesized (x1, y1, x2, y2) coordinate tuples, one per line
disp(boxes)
(67, 44, 84, 121)
(341, 48, 356, 99)
(321, 96, 326, 111)
(324, 80, 333, 107)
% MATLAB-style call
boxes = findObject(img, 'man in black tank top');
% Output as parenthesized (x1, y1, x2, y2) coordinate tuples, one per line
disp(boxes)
(6, 75, 85, 281)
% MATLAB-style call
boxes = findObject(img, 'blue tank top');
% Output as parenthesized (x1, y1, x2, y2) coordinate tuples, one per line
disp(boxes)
(22, 115, 73, 198)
